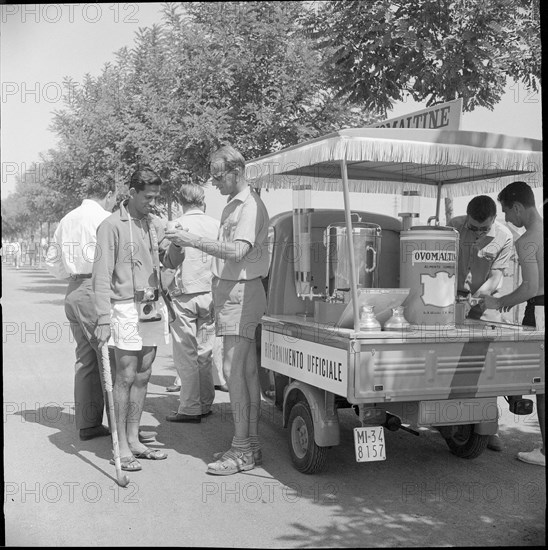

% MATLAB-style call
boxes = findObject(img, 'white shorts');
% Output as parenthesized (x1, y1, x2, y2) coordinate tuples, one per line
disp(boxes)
(109, 298, 170, 351)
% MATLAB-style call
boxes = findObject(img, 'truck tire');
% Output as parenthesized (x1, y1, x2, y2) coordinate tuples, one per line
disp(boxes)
(288, 401, 327, 474)
(442, 424, 489, 459)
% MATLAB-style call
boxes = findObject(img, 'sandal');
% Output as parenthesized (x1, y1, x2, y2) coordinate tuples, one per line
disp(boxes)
(213, 448, 263, 465)
(110, 456, 142, 471)
(132, 447, 168, 460)
(207, 448, 255, 475)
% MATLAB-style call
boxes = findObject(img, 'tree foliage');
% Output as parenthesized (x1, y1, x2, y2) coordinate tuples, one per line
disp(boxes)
(304, 0, 541, 114)
(40, 1, 377, 220)
(6, 0, 541, 228)
(180, 1, 375, 159)
(2, 193, 33, 239)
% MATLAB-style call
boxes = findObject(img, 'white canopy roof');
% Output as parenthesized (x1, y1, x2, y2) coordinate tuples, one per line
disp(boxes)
(245, 128, 542, 198)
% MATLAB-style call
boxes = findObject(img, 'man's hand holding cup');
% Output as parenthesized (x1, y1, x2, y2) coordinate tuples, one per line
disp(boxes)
(165, 221, 196, 248)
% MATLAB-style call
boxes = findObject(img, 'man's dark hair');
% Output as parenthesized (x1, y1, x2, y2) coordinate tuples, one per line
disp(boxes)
(82, 174, 116, 199)
(129, 167, 162, 192)
(498, 181, 536, 209)
(466, 195, 497, 222)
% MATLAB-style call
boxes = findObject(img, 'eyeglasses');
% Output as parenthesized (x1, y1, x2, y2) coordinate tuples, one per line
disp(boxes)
(466, 217, 495, 233)
(210, 170, 232, 182)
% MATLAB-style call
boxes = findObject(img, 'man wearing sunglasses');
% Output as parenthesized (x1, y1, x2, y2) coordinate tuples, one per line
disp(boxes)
(165, 145, 270, 475)
(448, 195, 513, 322)
(448, 195, 514, 453)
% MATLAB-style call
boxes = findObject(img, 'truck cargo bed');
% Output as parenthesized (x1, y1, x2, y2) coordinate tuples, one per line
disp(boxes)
(261, 315, 544, 403)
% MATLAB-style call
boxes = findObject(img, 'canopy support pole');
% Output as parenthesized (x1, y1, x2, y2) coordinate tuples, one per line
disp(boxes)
(434, 181, 442, 224)
(340, 159, 361, 332)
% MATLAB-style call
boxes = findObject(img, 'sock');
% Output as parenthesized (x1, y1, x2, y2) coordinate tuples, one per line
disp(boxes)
(232, 436, 251, 453)
(249, 435, 261, 452)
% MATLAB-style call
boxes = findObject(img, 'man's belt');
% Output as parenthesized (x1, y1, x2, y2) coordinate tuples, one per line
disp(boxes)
(69, 274, 92, 280)
(212, 276, 262, 283)
(527, 295, 544, 306)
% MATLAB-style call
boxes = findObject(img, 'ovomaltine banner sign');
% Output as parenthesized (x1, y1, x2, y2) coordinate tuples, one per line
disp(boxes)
(370, 98, 463, 130)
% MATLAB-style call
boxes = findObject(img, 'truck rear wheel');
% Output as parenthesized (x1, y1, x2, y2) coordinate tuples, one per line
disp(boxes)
(441, 424, 489, 459)
(288, 401, 327, 474)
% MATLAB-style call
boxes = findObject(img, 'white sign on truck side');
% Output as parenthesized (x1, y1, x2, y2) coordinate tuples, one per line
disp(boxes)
(262, 330, 348, 395)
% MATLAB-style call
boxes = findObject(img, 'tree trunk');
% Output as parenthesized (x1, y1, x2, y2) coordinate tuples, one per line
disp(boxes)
(39, 223, 44, 266)
(167, 185, 172, 220)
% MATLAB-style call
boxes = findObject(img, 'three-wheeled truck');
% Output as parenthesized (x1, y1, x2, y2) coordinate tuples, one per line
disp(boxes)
(246, 128, 544, 473)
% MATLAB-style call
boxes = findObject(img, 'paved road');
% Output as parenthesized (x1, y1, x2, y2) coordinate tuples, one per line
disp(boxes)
(2, 264, 545, 547)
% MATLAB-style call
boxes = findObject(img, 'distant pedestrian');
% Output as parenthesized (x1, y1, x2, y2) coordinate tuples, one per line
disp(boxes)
(41, 237, 48, 264)
(12, 240, 22, 269)
(27, 234, 39, 267)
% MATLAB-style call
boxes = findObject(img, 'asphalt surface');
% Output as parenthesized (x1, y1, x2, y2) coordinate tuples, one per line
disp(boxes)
(2, 263, 545, 547)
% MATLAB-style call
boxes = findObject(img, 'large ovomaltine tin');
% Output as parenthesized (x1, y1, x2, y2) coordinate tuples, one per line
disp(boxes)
(400, 225, 459, 327)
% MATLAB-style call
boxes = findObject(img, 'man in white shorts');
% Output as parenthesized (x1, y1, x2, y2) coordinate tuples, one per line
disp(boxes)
(93, 167, 170, 472)
(483, 181, 545, 467)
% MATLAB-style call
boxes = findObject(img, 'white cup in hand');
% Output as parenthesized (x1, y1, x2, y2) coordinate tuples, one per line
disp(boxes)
(166, 221, 180, 231)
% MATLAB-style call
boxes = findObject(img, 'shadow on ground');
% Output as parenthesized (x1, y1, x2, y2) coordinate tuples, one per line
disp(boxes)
(15, 406, 118, 485)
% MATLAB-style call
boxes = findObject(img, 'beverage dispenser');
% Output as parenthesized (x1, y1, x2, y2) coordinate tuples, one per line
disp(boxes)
(325, 222, 382, 303)
(292, 184, 315, 300)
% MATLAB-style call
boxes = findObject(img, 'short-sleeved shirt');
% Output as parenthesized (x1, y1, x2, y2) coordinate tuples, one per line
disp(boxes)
(448, 216, 513, 295)
(212, 186, 270, 281)
(46, 199, 111, 279)
(165, 210, 220, 294)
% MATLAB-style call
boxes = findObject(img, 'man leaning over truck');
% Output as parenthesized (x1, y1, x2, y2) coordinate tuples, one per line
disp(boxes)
(448, 195, 513, 452)
(482, 181, 544, 467)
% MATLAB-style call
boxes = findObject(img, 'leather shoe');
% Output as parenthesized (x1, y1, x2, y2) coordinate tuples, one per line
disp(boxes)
(215, 384, 229, 392)
(165, 412, 201, 423)
(79, 425, 110, 441)
(166, 385, 181, 392)
(487, 434, 503, 452)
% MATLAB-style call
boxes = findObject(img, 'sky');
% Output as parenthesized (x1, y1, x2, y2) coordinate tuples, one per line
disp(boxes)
(1, 2, 543, 224)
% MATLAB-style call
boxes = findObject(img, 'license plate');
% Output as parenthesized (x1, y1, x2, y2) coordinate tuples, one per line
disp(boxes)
(353, 426, 386, 462)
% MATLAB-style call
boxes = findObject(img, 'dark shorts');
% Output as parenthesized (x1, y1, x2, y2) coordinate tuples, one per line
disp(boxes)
(212, 277, 266, 339)
(523, 295, 544, 328)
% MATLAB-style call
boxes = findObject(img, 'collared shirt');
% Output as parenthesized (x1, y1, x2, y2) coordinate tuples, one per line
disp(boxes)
(212, 186, 270, 281)
(448, 215, 513, 295)
(164, 210, 220, 294)
(45, 199, 111, 279)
